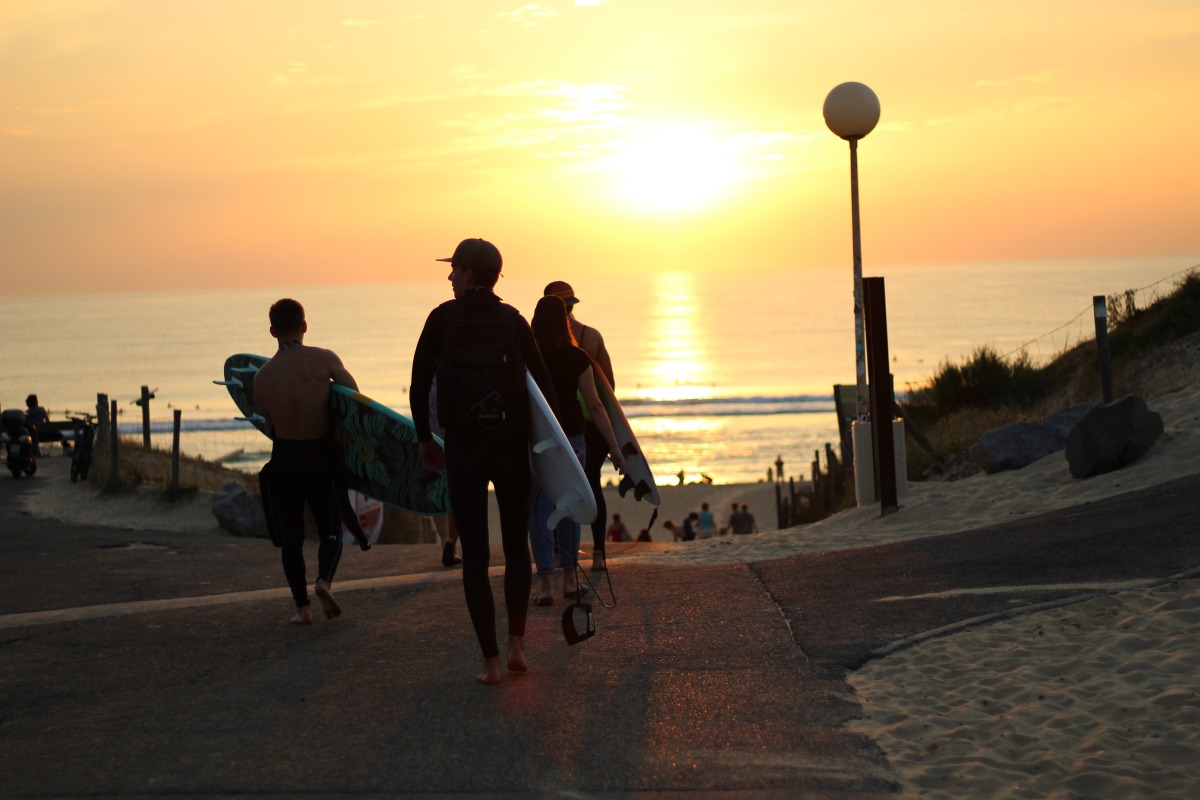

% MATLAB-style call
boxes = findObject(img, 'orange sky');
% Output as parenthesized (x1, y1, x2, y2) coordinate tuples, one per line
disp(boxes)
(2, 0, 1198, 296)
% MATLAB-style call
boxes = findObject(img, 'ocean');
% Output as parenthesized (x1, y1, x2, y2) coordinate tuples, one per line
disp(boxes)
(2, 255, 1195, 485)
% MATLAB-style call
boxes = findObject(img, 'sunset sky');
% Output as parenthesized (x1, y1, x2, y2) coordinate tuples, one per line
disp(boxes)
(2, 0, 1198, 296)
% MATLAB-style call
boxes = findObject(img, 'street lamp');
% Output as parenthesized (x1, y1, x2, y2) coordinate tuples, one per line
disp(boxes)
(823, 81, 880, 421)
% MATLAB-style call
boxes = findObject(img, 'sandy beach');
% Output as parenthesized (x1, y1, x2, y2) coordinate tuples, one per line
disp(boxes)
(18, 374, 1200, 796)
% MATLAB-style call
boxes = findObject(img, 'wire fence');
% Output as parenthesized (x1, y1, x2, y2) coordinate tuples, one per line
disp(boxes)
(998, 264, 1199, 366)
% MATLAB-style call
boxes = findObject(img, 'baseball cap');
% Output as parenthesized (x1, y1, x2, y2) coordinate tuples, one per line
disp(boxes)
(436, 238, 502, 272)
(544, 280, 579, 306)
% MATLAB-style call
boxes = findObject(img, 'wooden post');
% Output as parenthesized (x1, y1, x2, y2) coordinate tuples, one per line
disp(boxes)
(863, 277, 898, 516)
(1093, 295, 1113, 404)
(96, 393, 109, 451)
(775, 480, 783, 529)
(825, 443, 841, 504)
(139, 385, 152, 448)
(171, 410, 182, 498)
(109, 399, 120, 481)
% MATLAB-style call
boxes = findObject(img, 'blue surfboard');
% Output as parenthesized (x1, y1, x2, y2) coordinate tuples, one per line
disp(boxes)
(216, 353, 450, 516)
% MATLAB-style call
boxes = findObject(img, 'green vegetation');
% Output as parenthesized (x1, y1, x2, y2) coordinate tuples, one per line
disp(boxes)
(902, 270, 1199, 479)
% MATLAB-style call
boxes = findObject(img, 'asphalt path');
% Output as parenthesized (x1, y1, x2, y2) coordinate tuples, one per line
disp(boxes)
(2, 457, 1197, 799)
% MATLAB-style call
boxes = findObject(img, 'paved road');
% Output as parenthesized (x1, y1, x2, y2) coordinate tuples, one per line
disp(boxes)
(2, 457, 1197, 799)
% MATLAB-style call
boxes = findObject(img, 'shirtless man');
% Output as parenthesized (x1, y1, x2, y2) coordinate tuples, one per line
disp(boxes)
(543, 281, 615, 572)
(254, 298, 358, 625)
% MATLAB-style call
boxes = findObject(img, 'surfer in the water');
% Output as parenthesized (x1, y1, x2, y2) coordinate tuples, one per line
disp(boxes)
(254, 298, 359, 625)
(411, 238, 559, 685)
(543, 281, 616, 574)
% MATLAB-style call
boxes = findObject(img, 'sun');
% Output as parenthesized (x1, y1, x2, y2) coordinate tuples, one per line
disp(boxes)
(607, 124, 743, 213)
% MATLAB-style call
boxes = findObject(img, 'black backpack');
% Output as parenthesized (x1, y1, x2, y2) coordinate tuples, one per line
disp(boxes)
(436, 300, 527, 434)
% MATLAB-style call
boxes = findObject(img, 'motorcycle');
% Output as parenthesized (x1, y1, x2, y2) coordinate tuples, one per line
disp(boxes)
(2, 409, 37, 479)
(70, 414, 95, 483)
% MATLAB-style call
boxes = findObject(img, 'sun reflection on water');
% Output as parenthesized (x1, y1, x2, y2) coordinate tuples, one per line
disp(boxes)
(641, 272, 712, 402)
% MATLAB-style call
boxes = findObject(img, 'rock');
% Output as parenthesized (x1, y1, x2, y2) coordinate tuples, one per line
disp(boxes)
(969, 421, 1065, 474)
(212, 481, 268, 538)
(1043, 402, 1096, 437)
(1066, 395, 1164, 479)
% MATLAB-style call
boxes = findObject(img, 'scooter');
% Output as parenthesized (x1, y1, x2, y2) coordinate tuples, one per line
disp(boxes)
(70, 414, 95, 483)
(2, 409, 37, 479)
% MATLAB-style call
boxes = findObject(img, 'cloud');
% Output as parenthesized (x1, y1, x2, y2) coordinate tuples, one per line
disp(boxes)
(342, 19, 377, 27)
(499, 4, 558, 27)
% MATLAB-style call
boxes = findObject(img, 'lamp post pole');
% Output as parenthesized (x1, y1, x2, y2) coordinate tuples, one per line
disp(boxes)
(823, 82, 880, 421)
(849, 136, 867, 419)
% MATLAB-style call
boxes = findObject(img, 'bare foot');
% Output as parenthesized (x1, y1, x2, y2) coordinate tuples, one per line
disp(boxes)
(507, 635, 528, 673)
(290, 606, 313, 625)
(315, 581, 342, 619)
(477, 656, 503, 685)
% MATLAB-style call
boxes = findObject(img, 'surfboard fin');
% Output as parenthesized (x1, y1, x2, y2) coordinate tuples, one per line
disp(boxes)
(547, 488, 594, 528)
(531, 437, 561, 455)
(235, 414, 266, 424)
(617, 475, 656, 503)
(213, 378, 243, 388)
(621, 442, 640, 458)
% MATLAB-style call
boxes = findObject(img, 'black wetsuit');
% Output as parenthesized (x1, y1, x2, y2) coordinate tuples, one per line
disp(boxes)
(410, 288, 557, 660)
(259, 438, 343, 608)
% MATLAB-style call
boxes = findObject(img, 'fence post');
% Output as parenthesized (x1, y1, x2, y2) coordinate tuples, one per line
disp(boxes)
(1093, 295, 1113, 404)
(109, 399, 120, 481)
(171, 409, 182, 498)
(139, 385, 153, 448)
(96, 394, 109, 451)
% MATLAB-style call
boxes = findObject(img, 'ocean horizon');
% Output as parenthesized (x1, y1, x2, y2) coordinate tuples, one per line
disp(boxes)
(2, 254, 1195, 485)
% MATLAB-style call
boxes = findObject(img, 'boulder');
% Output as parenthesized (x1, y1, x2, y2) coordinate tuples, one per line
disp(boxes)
(1066, 395, 1164, 479)
(968, 402, 1096, 475)
(212, 481, 268, 538)
(969, 422, 1063, 474)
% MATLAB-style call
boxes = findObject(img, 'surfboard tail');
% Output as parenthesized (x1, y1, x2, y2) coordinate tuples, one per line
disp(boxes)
(618, 475, 656, 503)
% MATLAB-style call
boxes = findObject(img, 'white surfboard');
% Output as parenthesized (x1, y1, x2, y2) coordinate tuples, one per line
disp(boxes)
(595, 371, 661, 506)
(526, 370, 597, 528)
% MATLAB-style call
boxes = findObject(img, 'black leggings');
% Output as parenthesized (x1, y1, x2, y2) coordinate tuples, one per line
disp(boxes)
(584, 423, 608, 555)
(444, 431, 531, 660)
(260, 441, 344, 608)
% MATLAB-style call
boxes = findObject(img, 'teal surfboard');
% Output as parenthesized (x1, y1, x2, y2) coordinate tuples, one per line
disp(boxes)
(216, 353, 450, 516)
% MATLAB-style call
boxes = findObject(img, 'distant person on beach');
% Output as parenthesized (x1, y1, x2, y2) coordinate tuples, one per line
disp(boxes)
(662, 519, 681, 541)
(24, 394, 49, 457)
(740, 503, 758, 534)
(635, 528, 652, 542)
(253, 298, 358, 626)
(544, 280, 616, 574)
(726, 502, 743, 536)
(697, 502, 717, 539)
(411, 237, 557, 685)
(730, 503, 756, 535)
(606, 513, 630, 543)
(528, 295, 625, 606)
(682, 512, 698, 542)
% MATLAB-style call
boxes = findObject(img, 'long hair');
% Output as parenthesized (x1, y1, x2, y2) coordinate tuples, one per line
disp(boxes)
(531, 295, 577, 353)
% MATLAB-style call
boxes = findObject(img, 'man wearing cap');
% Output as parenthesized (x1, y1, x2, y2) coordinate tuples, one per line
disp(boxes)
(544, 280, 616, 573)
(411, 238, 558, 686)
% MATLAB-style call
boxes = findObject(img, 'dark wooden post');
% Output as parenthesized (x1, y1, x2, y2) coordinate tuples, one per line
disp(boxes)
(139, 385, 152, 448)
(109, 399, 120, 481)
(1093, 295, 1113, 404)
(96, 393, 109, 451)
(863, 277, 898, 515)
(171, 410, 182, 498)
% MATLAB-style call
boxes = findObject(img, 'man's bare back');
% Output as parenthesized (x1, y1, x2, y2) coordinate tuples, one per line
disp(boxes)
(255, 344, 357, 440)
